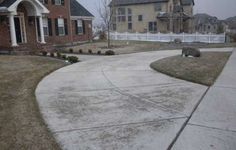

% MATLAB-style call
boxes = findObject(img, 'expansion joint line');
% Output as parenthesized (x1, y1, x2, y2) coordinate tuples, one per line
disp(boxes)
(167, 87, 211, 150)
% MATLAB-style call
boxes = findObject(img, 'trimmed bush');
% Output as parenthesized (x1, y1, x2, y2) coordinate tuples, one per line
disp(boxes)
(182, 47, 201, 57)
(105, 50, 115, 55)
(41, 51, 47, 56)
(56, 52, 61, 58)
(69, 48, 74, 53)
(67, 56, 79, 63)
(97, 50, 101, 55)
(61, 55, 67, 60)
(88, 49, 92, 54)
(79, 49, 83, 54)
(50, 52, 55, 57)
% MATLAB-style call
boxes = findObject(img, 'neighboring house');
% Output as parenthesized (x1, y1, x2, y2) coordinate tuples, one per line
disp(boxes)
(194, 13, 224, 34)
(0, 0, 94, 54)
(110, 0, 194, 33)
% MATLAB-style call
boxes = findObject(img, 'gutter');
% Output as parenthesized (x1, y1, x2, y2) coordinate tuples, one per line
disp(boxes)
(0, 7, 8, 13)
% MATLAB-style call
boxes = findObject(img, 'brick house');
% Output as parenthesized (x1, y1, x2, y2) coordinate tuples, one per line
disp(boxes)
(110, 0, 194, 33)
(0, 0, 94, 54)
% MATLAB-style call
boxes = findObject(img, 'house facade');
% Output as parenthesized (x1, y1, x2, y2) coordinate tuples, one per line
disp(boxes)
(0, 0, 94, 54)
(110, 0, 194, 33)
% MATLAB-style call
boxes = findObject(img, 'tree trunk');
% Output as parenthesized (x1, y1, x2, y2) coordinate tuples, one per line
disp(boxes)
(107, 24, 111, 48)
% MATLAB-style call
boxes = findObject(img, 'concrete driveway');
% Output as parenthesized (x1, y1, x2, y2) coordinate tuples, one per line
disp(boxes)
(36, 50, 210, 150)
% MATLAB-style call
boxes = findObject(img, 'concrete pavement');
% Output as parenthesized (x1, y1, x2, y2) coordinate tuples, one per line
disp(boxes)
(172, 48, 236, 150)
(36, 48, 234, 150)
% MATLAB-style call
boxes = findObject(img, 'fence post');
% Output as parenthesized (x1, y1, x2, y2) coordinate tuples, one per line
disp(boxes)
(195, 32, 197, 42)
(136, 32, 138, 40)
(146, 32, 148, 40)
(208, 32, 211, 43)
(126, 32, 128, 40)
(158, 32, 160, 42)
(183, 32, 185, 42)
(115, 31, 117, 40)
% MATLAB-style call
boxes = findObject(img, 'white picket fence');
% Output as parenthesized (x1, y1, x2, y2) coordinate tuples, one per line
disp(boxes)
(109, 32, 226, 43)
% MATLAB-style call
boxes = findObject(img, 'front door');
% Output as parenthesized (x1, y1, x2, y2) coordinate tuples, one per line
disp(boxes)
(14, 13, 27, 44)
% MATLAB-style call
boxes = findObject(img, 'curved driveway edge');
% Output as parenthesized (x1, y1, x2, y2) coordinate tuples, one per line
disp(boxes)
(36, 48, 232, 150)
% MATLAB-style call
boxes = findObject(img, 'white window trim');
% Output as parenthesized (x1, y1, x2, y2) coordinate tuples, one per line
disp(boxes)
(77, 20, 83, 35)
(55, 0, 62, 5)
(58, 18, 65, 36)
(43, 17, 49, 36)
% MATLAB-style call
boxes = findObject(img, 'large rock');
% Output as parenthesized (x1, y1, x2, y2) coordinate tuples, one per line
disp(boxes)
(182, 47, 201, 57)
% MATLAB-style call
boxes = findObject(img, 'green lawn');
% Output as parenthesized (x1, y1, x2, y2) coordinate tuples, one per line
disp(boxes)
(150, 52, 231, 86)
(0, 56, 66, 149)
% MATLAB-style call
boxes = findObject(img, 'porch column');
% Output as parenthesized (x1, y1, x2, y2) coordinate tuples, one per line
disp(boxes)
(39, 15, 46, 44)
(8, 14, 18, 47)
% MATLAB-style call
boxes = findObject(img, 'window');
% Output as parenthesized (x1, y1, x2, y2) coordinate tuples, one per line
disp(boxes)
(43, 18, 49, 36)
(138, 15, 143, 21)
(128, 23, 132, 30)
(127, 8, 132, 30)
(112, 24, 116, 31)
(149, 22, 157, 33)
(39, 0, 48, 4)
(77, 20, 83, 35)
(154, 3, 162, 11)
(53, 0, 64, 5)
(55, 0, 61, 5)
(58, 18, 65, 36)
(117, 8, 126, 22)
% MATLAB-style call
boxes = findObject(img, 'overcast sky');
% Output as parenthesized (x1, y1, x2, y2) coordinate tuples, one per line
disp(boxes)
(78, 0, 236, 24)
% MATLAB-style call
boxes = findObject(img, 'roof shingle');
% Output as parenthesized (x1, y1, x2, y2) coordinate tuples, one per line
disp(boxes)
(0, 0, 17, 7)
(70, 0, 94, 17)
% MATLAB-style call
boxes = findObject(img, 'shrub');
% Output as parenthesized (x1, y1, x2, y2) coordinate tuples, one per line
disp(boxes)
(105, 50, 115, 56)
(79, 49, 83, 54)
(69, 48, 74, 53)
(88, 49, 92, 54)
(97, 50, 101, 55)
(67, 56, 79, 63)
(41, 51, 47, 56)
(61, 55, 67, 60)
(56, 52, 61, 58)
(50, 52, 55, 57)
(182, 47, 201, 57)
(99, 31, 107, 40)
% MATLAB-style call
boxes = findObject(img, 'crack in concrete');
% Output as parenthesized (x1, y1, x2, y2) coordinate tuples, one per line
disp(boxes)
(36, 82, 186, 95)
(167, 87, 210, 150)
(53, 116, 187, 134)
(101, 69, 187, 116)
(188, 123, 236, 133)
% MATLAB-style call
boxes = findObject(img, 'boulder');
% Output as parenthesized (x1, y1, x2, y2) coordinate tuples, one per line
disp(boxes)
(182, 47, 201, 57)
(174, 38, 182, 44)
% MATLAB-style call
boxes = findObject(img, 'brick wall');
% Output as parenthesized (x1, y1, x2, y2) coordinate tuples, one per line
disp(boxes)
(43, 0, 72, 45)
(0, 16, 11, 48)
(71, 20, 93, 43)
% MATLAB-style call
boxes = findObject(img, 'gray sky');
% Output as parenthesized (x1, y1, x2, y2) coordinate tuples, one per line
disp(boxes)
(78, 0, 236, 24)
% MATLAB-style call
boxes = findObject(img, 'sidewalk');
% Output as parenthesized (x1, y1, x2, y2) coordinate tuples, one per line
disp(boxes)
(172, 49, 236, 150)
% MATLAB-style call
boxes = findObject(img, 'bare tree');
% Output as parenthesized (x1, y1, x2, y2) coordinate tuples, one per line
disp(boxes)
(98, 0, 115, 48)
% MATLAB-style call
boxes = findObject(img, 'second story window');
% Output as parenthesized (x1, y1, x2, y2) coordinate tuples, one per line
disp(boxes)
(127, 8, 132, 30)
(39, 0, 48, 4)
(52, 0, 65, 6)
(117, 8, 126, 22)
(154, 3, 162, 11)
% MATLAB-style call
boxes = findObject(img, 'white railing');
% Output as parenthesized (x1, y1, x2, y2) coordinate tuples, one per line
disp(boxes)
(109, 32, 226, 43)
